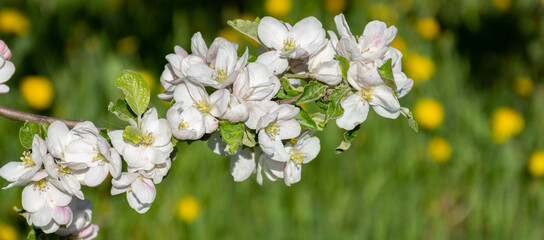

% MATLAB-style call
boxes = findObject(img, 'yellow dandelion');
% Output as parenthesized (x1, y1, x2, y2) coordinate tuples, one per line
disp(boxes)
(368, 3, 399, 25)
(264, 0, 292, 18)
(117, 36, 140, 55)
(490, 107, 524, 143)
(138, 70, 156, 92)
(492, 0, 511, 11)
(218, 28, 241, 44)
(176, 196, 200, 223)
(404, 53, 436, 83)
(414, 98, 445, 130)
(324, 0, 346, 14)
(415, 17, 440, 40)
(528, 151, 544, 177)
(390, 37, 406, 53)
(20, 76, 54, 111)
(0, 9, 30, 36)
(428, 137, 452, 163)
(0, 222, 18, 240)
(514, 76, 533, 97)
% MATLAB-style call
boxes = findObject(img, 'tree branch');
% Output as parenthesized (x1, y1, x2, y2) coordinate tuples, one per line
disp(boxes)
(0, 105, 88, 128)
(276, 94, 301, 105)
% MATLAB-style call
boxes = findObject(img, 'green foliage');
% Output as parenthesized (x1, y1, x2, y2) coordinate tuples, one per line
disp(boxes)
(335, 124, 361, 154)
(108, 99, 138, 126)
(400, 107, 419, 133)
(326, 87, 351, 120)
(218, 120, 245, 155)
(295, 108, 318, 131)
(377, 58, 397, 91)
(296, 81, 328, 104)
(335, 54, 350, 80)
(276, 78, 303, 100)
(123, 125, 142, 145)
(241, 128, 256, 148)
(227, 18, 263, 46)
(114, 71, 150, 117)
(19, 122, 48, 149)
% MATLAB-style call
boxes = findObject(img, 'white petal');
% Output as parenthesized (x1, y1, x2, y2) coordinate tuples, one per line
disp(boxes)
(48, 204, 72, 225)
(255, 51, 288, 75)
(336, 38, 363, 62)
(284, 161, 301, 186)
(295, 136, 321, 163)
(0, 60, 15, 84)
(369, 85, 400, 119)
(258, 17, 289, 50)
(336, 94, 369, 130)
(191, 32, 208, 58)
(209, 89, 230, 117)
(46, 121, 70, 159)
(278, 119, 301, 140)
(22, 184, 47, 212)
(83, 165, 108, 187)
(207, 132, 230, 156)
(230, 148, 257, 182)
(187, 64, 217, 87)
(334, 13, 355, 41)
(131, 177, 156, 204)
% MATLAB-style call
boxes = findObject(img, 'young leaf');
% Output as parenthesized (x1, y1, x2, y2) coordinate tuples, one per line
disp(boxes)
(108, 99, 138, 126)
(242, 128, 256, 148)
(276, 78, 302, 100)
(377, 58, 396, 91)
(296, 81, 327, 104)
(295, 108, 318, 131)
(335, 124, 361, 154)
(335, 54, 350, 80)
(39, 123, 49, 139)
(227, 18, 264, 46)
(326, 87, 352, 120)
(310, 112, 327, 131)
(19, 122, 41, 149)
(219, 120, 245, 155)
(27, 228, 36, 240)
(114, 71, 150, 116)
(123, 126, 142, 145)
(400, 107, 418, 133)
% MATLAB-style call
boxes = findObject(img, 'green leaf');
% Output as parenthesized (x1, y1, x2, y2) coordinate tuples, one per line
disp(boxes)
(335, 54, 350, 80)
(227, 18, 264, 46)
(108, 99, 138, 125)
(400, 107, 418, 133)
(27, 228, 36, 240)
(241, 128, 256, 148)
(295, 108, 318, 131)
(100, 129, 110, 142)
(19, 122, 41, 149)
(310, 112, 327, 131)
(335, 124, 361, 154)
(247, 54, 257, 63)
(377, 58, 396, 91)
(114, 71, 150, 116)
(39, 123, 48, 139)
(296, 81, 327, 104)
(276, 78, 302, 100)
(123, 126, 142, 145)
(219, 120, 245, 155)
(326, 87, 352, 120)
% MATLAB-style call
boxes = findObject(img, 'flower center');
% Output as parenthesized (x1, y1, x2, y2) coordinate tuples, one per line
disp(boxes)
(195, 100, 212, 114)
(360, 87, 373, 102)
(282, 37, 296, 52)
(214, 67, 228, 84)
(58, 165, 73, 176)
(32, 179, 49, 193)
(92, 152, 107, 166)
(290, 151, 307, 167)
(265, 123, 281, 140)
(141, 131, 155, 146)
(178, 118, 189, 130)
(20, 151, 35, 168)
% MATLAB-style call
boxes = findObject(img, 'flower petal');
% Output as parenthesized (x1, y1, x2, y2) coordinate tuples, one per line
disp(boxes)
(336, 94, 369, 130)
(230, 148, 257, 182)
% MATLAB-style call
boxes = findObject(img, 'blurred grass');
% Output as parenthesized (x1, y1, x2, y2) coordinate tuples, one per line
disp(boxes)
(0, 0, 544, 239)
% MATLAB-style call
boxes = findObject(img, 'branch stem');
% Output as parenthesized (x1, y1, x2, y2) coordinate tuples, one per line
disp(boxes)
(282, 73, 309, 79)
(0, 105, 88, 128)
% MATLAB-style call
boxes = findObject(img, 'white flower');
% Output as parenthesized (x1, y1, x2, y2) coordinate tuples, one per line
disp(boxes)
(255, 102, 301, 162)
(69, 224, 99, 240)
(56, 199, 93, 237)
(44, 155, 84, 199)
(258, 131, 320, 186)
(158, 45, 205, 101)
(173, 82, 229, 133)
(109, 108, 173, 172)
(135, 158, 171, 184)
(0, 135, 46, 189)
(187, 37, 248, 89)
(0, 40, 14, 94)
(207, 134, 260, 183)
(220, 95, 250, 123)
(383, 47, 413, 98)
(308, 41, 342, 85)
(256, 16, 327, 74)
(111, 173, 156, 214)
(167, 104, 206, 140)
(334, 14, 397, 62)
(21, 170, 73, 234)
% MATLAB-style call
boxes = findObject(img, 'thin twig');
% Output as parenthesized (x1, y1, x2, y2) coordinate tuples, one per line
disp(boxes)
(0, 105, 89, 128)
(276, 94, 301, 105)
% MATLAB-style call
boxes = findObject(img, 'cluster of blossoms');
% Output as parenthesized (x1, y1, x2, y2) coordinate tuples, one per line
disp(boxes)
(0, 14, 414, 238)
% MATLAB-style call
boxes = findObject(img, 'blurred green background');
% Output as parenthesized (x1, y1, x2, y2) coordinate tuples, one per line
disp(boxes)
(1, 0, 544, 239)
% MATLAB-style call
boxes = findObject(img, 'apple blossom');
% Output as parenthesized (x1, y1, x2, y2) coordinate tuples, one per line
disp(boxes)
(0, 135, 46, 189)
(111, 172, 156, 213)
(56, 199, 97, 239)
(0, 40, 14, 93)
(167, 104, 206, 140)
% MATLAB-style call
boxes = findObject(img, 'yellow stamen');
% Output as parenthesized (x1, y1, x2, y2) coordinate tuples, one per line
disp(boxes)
(265, 123, 281, 140)
(141, 131, 155, 146)
(195, 100, 212, 114)
(360, 87, 373, 102)
(20, 151, 35, 168)
(92, 152, 106, 166)
(32, 179, 49, 193)
(290, 151, 307, 167)
(282, 37, 296, 52)
(178, 118, 189, 130)
(215, 67, 228, 84)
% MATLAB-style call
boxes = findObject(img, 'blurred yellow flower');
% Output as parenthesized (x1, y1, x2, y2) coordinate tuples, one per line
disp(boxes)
(218, 28, 241, 44)
(492, 0, 511, 11)
(390, 37, 406, 53)
(368, 3, 398, 25)
(404, 54, 436, 83)
(20, 76, 54, 111)
(138, 70, 156, 92)
(176, 196, 200, 223)
(490, 107, 524, 143)
(414, 98, 444, 130)
(428, 137, 452, 163)
(514, 76, 533, 97)
(0, 222, 18, 240)
(324, 0, 346, 14)
(528, 151, 544, 177)
(416, 18, 440, 40)
(0, 9, 30, 36)
(117, 36, 140, 55)
(265, 0, 292, 18)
